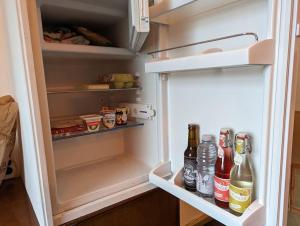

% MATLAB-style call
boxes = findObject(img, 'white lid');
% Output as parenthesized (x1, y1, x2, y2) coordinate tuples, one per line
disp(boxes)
(202, 134, 213, 142)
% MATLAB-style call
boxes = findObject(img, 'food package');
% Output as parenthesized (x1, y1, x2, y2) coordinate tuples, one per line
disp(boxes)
(100, 107, 116, 129)
(80, 114, 102, 132)
(76, 26, 112, 46)
(51, 117, 86, 138)
(116, 107, 129, 125)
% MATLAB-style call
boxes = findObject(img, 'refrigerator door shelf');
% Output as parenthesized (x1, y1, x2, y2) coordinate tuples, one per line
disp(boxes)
(149, 0, 241, 25)
(145, 39, 274, 73)
(149, 162, 265, 226)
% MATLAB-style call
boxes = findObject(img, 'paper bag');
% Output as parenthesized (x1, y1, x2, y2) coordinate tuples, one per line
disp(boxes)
(0, 95, 18, 185)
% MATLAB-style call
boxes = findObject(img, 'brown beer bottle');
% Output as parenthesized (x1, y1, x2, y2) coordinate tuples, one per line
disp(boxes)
(184, 124, 200, 191)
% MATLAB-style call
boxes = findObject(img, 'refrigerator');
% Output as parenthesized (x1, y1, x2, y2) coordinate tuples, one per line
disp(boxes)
(9, 0, 299, 225)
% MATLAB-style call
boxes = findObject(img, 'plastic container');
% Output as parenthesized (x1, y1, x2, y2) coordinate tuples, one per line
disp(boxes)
(196, 135, 217, 198)
(80, 114, 102, 132)
(100, 110, 116, 129)
(116, 107, 129, 125)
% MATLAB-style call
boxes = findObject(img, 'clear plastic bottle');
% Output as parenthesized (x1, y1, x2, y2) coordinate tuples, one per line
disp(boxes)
(196, 135, 217, 198)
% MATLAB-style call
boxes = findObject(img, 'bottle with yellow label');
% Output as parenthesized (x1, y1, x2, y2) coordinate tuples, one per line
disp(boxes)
(229, 132, 254, 216)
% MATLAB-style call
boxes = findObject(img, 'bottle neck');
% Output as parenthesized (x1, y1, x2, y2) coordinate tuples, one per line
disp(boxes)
(188, 129, 199, 148)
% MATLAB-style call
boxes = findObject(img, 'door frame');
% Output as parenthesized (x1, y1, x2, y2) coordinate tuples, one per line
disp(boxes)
(266, 0, 300, 225)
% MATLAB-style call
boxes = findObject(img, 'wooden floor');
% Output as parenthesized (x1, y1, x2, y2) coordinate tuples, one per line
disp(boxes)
(0, 178, 224, 226)
(0, 178, 39, 226)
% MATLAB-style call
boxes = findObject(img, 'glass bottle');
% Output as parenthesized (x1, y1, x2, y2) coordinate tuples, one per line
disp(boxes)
(214, 128, 234, 208)
(184, 124, 200, 191)
(229, 132, 254, 215)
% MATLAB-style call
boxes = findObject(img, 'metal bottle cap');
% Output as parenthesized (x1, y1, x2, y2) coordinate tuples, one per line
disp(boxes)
(235, 132, 251, 154)
(219, 128, 233, 148)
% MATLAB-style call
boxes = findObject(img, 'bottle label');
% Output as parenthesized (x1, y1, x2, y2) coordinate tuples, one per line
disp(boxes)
(234, 154, 243, 165)
(214, 176, 230, 202)
(184, 158, 196, 187)
(196, 171, 214, 195)
(229, 184, 252, 213)
(217, 145, 224, 158)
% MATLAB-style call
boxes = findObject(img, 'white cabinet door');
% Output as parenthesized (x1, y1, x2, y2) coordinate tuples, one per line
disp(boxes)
(129, 0, 150, 51)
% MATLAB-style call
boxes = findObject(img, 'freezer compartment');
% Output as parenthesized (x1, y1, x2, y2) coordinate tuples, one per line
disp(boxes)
(39, 0, 149, 55)
(56, 154, 150, 212)
(40, 0, 129, 48)
(149, 162, 265, 226)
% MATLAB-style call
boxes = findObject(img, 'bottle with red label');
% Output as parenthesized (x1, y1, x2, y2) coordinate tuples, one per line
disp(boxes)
(214, 128, 234, 208)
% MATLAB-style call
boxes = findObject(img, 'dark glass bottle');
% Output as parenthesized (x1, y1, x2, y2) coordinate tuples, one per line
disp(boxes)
(184, 124, 200, 191)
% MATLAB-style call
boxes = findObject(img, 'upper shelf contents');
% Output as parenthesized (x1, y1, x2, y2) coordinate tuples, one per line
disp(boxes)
(150, 0, 241, 25)
(145, 33, 274, 73)
(47, 87, 140, 95)
(47, 74, 140, 94)
(44, 26, 113, 47)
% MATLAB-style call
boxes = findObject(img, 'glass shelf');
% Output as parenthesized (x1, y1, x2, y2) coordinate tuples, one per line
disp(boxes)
(47, 87, 141, 94)
(52, 121, 144, 141)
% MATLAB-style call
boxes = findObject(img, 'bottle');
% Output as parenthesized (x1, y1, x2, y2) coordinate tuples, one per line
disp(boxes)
(184, 124, 200, 191)
(196, 135, 217, 198)
(214, 128, 234, 208)
(229, 133, 254, 215)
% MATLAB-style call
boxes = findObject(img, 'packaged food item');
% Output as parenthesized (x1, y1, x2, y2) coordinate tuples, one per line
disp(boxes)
(124, 82, 134, 88)
(114, 82, 124, 89)
(81, 84, 110, 90)
(116, 107, 129, 125)
(75, 26, 112, 46)
(100, 107, 116, 129)
(112, 74, 134, 82)
(51, 117, 86, 138)
(80, 114, 102, 132)
(111, 74, 135, 89)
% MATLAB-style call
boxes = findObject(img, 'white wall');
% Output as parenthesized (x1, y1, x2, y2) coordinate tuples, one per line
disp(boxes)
(0, 1, 14, 96)
(0, 0, 22, 180)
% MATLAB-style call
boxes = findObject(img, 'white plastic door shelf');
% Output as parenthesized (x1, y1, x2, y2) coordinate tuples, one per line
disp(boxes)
(145, 39, 274, 73)
(149, 0, 241, 25)
(149, 162, 265, 226)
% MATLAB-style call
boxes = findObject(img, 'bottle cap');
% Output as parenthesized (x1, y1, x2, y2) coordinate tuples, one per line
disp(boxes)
(202, 134, 213, 142)
(235, 132, 251, 154)
(188, 123, 199, 129)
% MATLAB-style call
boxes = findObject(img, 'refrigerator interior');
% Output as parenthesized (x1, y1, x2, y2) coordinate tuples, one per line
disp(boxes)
(38, 0, 160, 214)
(34, 0, 274, 225)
